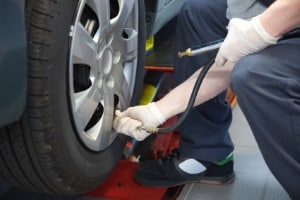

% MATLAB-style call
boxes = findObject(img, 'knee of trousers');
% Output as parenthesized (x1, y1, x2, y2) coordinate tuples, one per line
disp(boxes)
(230, 55, 261, 98)
(179, 0, 219, 24)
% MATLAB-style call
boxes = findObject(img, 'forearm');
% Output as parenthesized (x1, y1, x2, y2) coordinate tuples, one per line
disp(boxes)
(155, 62, 234, 119)
(259, 0, 300, 37)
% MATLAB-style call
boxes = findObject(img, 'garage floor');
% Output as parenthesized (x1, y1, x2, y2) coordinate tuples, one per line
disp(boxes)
(0, 19, 291, 200)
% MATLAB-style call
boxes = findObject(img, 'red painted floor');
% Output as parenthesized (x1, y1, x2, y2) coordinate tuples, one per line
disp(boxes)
(86, 160, 168, 200)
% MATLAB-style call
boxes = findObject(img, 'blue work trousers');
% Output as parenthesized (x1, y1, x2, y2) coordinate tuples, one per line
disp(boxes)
(231, 37, 300, 199)
(174, 0, 233, 161)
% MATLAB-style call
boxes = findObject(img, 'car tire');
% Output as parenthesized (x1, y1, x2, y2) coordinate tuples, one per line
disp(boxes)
(0, 0, 145, 195)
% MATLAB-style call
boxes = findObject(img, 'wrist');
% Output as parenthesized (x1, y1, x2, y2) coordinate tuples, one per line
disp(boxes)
(148, 102, 166, 125)
(251, 16, 281, 44)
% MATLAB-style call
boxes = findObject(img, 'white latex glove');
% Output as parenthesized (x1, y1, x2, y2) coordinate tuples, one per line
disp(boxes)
(215, 16, 280, 67)
(113, 102, 166, 141)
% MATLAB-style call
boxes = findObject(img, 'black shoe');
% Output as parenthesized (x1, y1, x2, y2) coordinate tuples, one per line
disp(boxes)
(134, 149, 235, 187)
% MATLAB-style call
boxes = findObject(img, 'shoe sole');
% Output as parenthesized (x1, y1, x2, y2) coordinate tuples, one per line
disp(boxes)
(135, 172, 235, 188)
(199, 172, 235, 185)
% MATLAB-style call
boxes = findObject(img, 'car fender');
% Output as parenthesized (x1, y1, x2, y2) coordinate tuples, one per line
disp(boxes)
(0, 0, 27, 127)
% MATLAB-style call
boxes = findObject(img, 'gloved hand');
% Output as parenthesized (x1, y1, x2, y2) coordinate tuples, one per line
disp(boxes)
(215, 16, 280, 67)
(113, 102, 166, 141)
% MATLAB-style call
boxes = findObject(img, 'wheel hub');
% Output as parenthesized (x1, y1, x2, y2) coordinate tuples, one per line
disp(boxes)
(100, 47, 113, 75)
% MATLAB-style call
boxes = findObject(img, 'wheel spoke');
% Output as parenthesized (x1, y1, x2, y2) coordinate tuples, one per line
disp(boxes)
(111, 0, 135, 32)
(87, 0, 110, 30)
(110, 64, 130, 109)
(72, 24, 97, 66)
(73, 85, 102, 132)
(117, 28, 138, 62)
(95, 92, 115, 146)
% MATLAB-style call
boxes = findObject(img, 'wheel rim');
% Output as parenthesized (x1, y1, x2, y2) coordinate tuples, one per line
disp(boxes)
(68, 0, 139, 151)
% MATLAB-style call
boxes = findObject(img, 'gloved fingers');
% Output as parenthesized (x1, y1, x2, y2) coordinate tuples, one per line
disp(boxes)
(215, 17, 280, 68)
(125, 118, 142, 134)
(123, 122, 150, 141)
(215, 50, 227, 67)
(115, 110, 122, 117)
(215, 19, 240, 67)
(132, 129, 151, 141)
(113, 110, 124, 130)
(119, 103, 165, 128)
(115, 109, 129, 120)
(114, 109, 142, 132)
(121, 106, 136, 117)
(113, 116, 150, 141)
(113, 116, 136, 133)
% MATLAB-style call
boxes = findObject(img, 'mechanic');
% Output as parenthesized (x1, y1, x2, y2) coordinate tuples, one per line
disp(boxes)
(113, 0, 300, 198)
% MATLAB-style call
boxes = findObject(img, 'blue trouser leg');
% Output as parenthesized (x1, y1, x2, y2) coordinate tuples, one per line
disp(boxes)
(174, 0, 233, 161)
(231, 37, 300, 199)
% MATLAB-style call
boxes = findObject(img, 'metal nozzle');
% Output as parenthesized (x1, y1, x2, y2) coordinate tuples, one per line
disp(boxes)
(178, 48, 192, 58)
(177, 40, 223, 58)
(137, 126, 159, 134)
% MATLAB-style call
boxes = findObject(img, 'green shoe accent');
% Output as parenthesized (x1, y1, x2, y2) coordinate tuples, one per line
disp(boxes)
(215, 154, 234, 166)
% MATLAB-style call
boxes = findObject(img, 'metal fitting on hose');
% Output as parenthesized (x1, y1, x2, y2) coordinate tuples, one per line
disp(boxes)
(178, 39, 223, 58)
